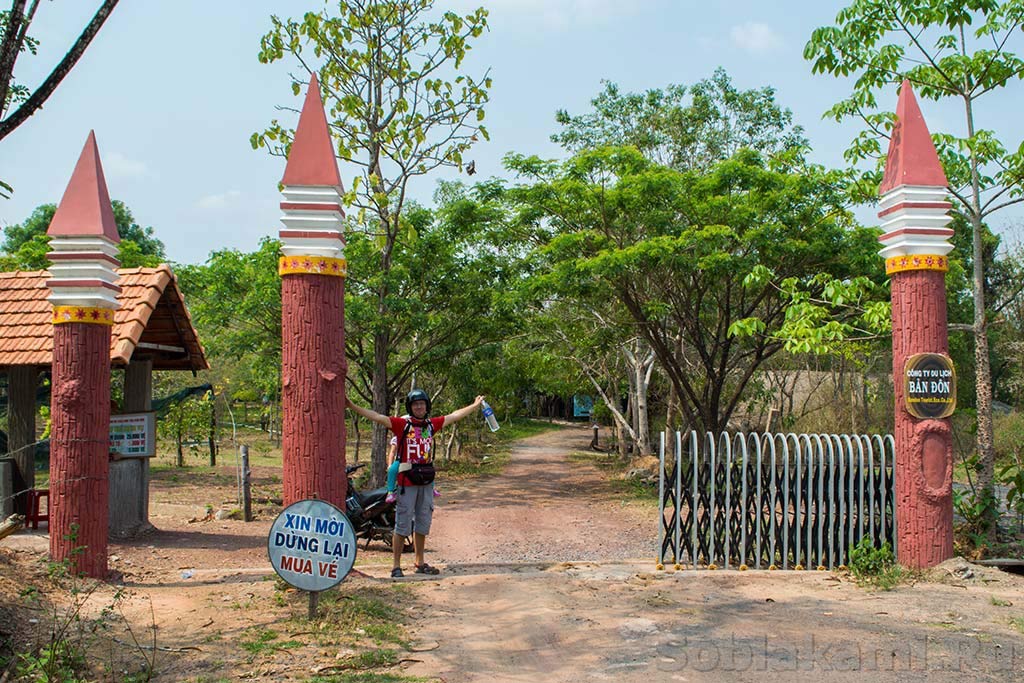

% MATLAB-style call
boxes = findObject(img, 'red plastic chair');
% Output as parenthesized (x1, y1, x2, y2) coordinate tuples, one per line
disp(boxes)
(25, 489, 49, 529)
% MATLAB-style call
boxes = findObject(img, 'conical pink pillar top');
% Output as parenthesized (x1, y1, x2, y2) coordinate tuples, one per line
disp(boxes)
(48, 131, 120, 242)
(879, 81, 948, 194)
(281, 74, 343, 189)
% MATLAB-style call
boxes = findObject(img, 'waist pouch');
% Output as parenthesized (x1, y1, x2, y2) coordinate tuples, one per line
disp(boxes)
(404, 462, 435, 486)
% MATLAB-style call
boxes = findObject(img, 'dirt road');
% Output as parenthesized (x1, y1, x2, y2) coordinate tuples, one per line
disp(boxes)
(394, 426, 1024, 683)
(3, 423, 1023, 682)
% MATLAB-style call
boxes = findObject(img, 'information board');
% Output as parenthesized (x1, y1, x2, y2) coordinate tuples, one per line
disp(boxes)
(904, 353, 956, 419)
(109, 413, 156, 457)
(267, 499, 357, 592)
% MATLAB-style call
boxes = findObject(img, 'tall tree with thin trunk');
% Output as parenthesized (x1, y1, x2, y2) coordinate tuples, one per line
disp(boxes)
(805, 0, 1024, 541)
(253, 0, 491, 486)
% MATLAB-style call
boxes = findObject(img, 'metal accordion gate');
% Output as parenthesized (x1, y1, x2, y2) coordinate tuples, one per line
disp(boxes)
(658, 431, 896, 570)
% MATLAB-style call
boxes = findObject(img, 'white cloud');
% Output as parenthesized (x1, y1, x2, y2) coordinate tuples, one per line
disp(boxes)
(105, 152, 150, 179)
(729, 22, 783, 54)
(196, 190, 242, 210)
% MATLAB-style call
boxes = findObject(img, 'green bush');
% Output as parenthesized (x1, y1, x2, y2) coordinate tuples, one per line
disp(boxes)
(847, 537, 908, 590)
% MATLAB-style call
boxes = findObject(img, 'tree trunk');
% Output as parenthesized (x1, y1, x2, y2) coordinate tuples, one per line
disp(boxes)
(176, 415, 184, 468)
(614, 415, 628, 459)
(208, 394, 217, 467)
(370, 330, 390, 488)
(352, 414, 361, 462)
(0, 1, 121, 143)
(964, 92, 998, 543)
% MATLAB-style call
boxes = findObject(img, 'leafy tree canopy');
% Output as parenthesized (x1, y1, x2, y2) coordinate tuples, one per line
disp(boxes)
(0, 200, 166, 270)
(508, 145, 881, 433)
(552, 68, 808, 171)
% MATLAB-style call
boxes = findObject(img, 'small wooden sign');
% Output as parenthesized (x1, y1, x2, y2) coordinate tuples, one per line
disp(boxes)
(904, 353, 956, 419)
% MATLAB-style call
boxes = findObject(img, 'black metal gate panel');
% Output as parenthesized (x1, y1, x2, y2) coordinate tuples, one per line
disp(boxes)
(658, 431, 896, 570)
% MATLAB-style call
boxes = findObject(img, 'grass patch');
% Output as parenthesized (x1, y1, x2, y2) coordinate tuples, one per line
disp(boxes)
(301, 584, 412, 648)
(240, 627, 302, 656)
(846, 538, 913, 590)
(1011, 617, 1024, 635)
(310, 674, 428, 683)
(991, 596, 1013, 607)
(437, 450, 510, 478)
(569, 450, 659, 503)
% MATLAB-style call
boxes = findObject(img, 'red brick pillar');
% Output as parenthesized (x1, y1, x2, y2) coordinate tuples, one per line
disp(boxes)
(278, 74, 348, 508)
(50, 319, 112, 577)
(45, 131, 122, 578)
(878, 81, 955, 569)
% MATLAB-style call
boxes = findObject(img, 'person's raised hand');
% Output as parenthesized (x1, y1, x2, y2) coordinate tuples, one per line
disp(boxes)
(475, 395, 485, 407)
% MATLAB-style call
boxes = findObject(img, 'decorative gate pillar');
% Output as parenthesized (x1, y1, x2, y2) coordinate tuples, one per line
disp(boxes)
(46, 131, 120, 578)
(878, 81, 955, 569)
(279, 74, 347, 507)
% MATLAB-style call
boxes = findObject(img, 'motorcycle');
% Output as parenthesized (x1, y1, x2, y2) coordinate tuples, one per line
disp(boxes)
(344, 462, 411, 550)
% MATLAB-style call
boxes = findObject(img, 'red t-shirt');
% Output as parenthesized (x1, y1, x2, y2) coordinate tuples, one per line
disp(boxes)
(389, 416, 445, 485)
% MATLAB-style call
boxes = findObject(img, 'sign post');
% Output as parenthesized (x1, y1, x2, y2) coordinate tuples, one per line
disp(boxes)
(267, 499, 357, 619)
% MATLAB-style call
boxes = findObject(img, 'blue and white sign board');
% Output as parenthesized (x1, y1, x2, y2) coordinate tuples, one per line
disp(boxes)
(267, 499, 357, 592)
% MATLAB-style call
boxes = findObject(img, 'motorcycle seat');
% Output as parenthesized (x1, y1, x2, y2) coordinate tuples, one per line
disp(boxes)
(359, 487, 389, 507)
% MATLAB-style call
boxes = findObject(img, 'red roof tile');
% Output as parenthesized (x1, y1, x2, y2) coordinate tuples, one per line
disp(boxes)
(0, 265, 207, 370)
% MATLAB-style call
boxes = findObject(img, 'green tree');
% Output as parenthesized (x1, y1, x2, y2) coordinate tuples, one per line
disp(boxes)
(343, 186, 522, 484)
(175, 238, 283, 403)
(552, 68, 807, 172)
(253, 0, 492, 481)
(805, 0, 1024, 539)
(0, 201, 167, 270)
(509, 145, 881, 434)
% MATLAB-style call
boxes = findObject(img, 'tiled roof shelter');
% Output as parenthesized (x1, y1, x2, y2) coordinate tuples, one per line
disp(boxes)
(0, 264, 207, 371)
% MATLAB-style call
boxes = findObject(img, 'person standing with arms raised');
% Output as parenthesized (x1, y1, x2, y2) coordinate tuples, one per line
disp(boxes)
(347, 390, 485, 577)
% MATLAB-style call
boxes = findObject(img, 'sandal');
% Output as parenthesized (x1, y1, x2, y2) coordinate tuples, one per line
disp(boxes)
(391, 567, 404, 578)
(414, 563, 440, 575)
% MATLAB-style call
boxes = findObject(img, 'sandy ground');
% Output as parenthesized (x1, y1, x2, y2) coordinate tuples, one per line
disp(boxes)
(2, 424, 1023, 682)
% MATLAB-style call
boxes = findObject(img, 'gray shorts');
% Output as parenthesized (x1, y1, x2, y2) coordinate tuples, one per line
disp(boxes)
(394, 484, 434, 537)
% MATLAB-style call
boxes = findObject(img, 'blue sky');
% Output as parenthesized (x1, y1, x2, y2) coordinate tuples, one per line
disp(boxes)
(2, 1, 1021, 264)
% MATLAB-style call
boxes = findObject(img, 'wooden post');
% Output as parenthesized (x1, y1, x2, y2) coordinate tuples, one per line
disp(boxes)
(113, 359, 153, 537)
(208, 392, 217, 466)
(123, 359, 152, 412)
(7, 366, 38, 515)
(241, 444, 252, 522)
(308, 590, 320, 620)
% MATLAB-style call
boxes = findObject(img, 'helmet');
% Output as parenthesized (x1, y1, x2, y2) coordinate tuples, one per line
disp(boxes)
(405, 389, 431, 417)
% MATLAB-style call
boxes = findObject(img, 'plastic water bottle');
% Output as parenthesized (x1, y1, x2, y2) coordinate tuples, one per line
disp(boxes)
(481, 400, 500, 432)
